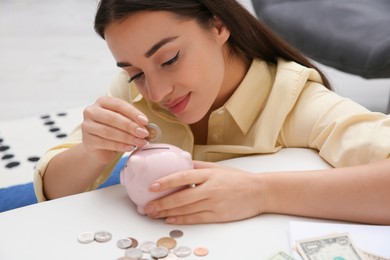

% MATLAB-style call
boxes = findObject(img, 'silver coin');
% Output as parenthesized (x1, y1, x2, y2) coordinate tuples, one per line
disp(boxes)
(117, 238, 133, 249)
(77, 231, 95, 244)
(159, 252, 178, 260)
(150, 246, 169, 258)
(139, 240, 156, 253)
(125, 248, 144, 259)
(173, 246, 192, 257)
(94, 231, 112, 243)
(146, 123, 161, 142)
(169, 230, 184, 238)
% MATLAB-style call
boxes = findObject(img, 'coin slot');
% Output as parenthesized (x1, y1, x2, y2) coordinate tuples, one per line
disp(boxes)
(141, 147, 170, 151)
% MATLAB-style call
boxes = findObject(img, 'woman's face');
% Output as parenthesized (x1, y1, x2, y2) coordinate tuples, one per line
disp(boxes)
(104, 11, 232, 124)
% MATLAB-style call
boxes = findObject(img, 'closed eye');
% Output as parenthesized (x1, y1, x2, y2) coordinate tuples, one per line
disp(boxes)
(128, 72, 144, 83)
(162, 51, 180, 66)
(128, 51, 180, 83)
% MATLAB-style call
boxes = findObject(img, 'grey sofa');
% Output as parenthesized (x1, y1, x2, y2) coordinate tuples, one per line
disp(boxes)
(251, 0, 390, 79)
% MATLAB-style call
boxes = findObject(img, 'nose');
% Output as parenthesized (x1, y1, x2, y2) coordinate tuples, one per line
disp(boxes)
(145, 75, 173, 103)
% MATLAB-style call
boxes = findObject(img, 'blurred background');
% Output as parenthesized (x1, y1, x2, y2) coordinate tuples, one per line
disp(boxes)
(0, 0, 389, 121)
(0, 0, 117, 121)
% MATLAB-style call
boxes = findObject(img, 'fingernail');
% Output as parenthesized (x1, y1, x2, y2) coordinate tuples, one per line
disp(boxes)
(134, 138, 146, 146)
(137, 114, 149, 125)
(144, 204, 155, 214)
(135, 127, 149, 138)
(165, 217, 176, 224)
(125, 145, 137, 151)
(149, 182, 160, 192)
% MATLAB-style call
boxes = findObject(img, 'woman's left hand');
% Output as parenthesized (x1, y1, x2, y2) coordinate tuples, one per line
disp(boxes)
(143, 161, 266, 224)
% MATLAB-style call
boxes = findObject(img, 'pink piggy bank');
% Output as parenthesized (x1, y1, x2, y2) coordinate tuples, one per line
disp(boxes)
(120, 143, 193, 215)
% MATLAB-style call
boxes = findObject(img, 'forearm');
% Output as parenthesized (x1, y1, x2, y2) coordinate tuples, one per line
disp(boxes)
(261, 158, 390, 224)
(43, 144, 109, 200)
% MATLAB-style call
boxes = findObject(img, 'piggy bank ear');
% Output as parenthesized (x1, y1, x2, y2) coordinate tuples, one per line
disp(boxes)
(180, 151, 192, 163)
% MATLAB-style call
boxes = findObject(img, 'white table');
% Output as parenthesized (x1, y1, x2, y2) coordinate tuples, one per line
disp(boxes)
(0, 148, 376, 260)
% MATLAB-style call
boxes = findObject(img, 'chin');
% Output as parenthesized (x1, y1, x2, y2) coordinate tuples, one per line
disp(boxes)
(175, 111, 206, 125)
(176, 116, 200, 125)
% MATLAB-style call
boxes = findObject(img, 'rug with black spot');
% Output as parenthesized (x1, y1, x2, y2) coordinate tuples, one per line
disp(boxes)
(0, 107, 84, 211)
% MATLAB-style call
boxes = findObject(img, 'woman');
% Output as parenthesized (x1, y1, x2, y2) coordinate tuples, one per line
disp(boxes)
(34, 0, 390, 225)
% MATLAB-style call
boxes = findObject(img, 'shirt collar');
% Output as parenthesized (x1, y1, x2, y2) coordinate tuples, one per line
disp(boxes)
(224, 59, 272, 135)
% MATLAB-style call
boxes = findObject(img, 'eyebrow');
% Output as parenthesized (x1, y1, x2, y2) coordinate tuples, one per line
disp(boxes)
(116, 36, 179, 68)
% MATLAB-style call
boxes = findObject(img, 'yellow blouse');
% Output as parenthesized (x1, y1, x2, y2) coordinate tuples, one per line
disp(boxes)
(34, 58, 390, 201)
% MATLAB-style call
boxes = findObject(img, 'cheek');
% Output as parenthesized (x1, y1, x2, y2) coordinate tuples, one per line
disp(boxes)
(176, 51, 226, 123)
(196, 50, 226, 99)
(182, 45, 225, 92)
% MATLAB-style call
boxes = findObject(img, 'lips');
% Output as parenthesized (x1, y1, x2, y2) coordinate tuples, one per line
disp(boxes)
(165, 93, 191, 114)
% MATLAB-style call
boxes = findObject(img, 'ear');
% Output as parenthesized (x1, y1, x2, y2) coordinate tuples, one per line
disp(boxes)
(212, 16, 230, 45)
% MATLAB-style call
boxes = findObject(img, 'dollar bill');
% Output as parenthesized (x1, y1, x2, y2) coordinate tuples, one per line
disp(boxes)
(268, 251, 297, 260)
(296, 232, 366, 260)
(362, 250, 390, 260)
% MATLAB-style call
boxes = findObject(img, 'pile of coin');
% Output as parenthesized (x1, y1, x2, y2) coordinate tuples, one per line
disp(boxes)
(77, 229, 209, 259)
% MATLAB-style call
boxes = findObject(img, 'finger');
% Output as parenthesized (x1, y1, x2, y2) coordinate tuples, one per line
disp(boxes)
(165, 211, 220, 225)
(96, 96, 149, 125)
(82, 118, 147, 147)
(83, 132, 140, 153)
(146, 185, 209, 215)
(84, 105, 149, 139)
(149, 169, 210, 192)
(147, 198, 209, 219)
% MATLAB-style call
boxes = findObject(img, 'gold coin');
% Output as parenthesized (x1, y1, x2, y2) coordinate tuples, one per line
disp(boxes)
(157, 236, 177, 250)
(194, 247, 209, 257)
(146, 123, 161, 142)
(117, 238, 132, 249)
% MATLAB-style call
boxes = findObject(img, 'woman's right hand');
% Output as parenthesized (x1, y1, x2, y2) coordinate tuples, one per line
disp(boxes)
(81, 96, 150, 164)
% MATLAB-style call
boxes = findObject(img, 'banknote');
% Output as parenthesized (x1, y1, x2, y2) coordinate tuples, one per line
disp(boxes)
(362, 250, 390, 260)
(296, 232, 366, 260)
(268, 251, 297, 260)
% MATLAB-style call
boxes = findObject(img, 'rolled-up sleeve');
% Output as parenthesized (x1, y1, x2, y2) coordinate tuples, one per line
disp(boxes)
(282, 83, 390, 167)
(33, 127, 83, 202)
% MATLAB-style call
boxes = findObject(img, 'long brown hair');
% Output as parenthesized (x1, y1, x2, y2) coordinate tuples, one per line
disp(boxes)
(94, 0, 331, 89)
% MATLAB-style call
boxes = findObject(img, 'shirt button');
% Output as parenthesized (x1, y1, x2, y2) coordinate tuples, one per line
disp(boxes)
(216, 110, 224, 116)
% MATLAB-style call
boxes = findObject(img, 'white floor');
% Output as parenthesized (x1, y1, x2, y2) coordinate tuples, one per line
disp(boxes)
(1, 0, 389, 122)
